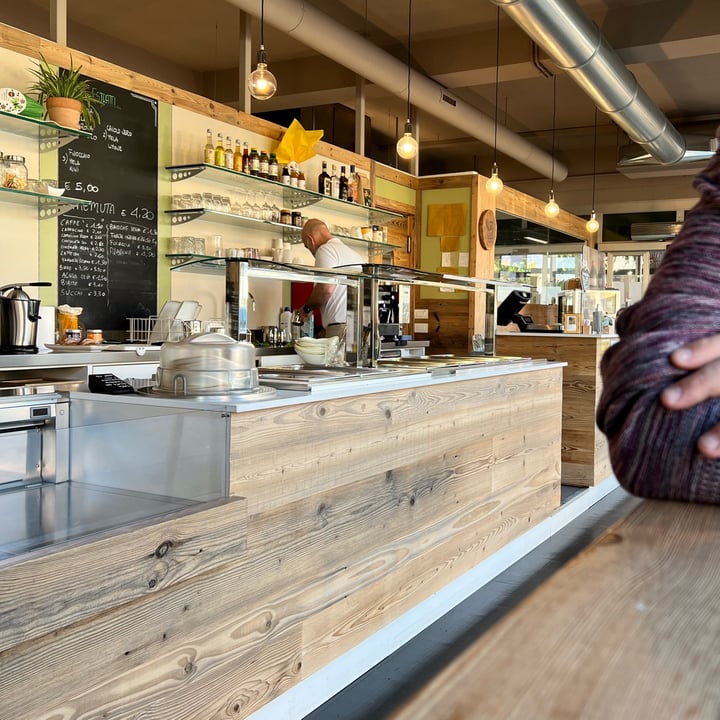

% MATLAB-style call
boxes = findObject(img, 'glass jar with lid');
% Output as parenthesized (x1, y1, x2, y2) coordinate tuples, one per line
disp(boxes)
(2, 155, 28, 190)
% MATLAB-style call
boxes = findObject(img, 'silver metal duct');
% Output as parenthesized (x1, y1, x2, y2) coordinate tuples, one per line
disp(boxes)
(225, 0, 568, 180)
(491, 0, 686, 166)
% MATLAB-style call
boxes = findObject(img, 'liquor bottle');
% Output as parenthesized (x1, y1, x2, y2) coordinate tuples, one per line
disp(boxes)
(214, 132, 224, 166)
(330, 164, 340, 199)
(258, 150, 269, 179)
(318, 161, 330, 195)
(249, 147, 260, 176)
(233, 139, 243, 171)
(347, 164, 359, 203)
(204, 129, 214, 164)
(224, 136, 233, 169)
(339, 166, 348, 201)
(241, 142, 250, 173)
(268, 152, 279, 181)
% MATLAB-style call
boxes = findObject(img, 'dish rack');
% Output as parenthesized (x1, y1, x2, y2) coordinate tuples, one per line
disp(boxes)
(128, 317, 200, 344)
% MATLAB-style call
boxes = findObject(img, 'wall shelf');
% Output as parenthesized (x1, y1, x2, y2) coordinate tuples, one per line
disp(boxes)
(0, 186, 90, 218)
(166, 163, 404, 226)
(0, 108, 92, 151)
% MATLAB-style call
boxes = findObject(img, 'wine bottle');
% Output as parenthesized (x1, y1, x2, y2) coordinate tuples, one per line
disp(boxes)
(330, 164, 340, 198)
(318, 161, 330, 195)
(347, 164, 359, 203)
(339, 166, 348, 201)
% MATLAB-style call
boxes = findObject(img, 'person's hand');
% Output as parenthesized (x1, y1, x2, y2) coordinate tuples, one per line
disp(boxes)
(661, 334, 720, 457)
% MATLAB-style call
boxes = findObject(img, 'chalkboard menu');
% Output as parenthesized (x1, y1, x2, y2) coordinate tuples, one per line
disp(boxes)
(58, 79, 158, 332)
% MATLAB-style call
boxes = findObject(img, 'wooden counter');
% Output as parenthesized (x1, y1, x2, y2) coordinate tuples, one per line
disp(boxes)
(497, 333, 616, 487)
(0, 363, 562, 719)
(389, 497, 720, 720)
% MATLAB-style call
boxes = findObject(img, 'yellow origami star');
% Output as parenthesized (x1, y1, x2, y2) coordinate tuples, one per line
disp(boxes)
(275, 118, 324, 164)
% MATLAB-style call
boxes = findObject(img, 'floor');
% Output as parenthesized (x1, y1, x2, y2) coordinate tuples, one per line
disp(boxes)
(302, 485, 637, 720)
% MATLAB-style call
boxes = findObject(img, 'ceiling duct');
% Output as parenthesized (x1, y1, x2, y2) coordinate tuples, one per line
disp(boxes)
(225, 0, 567, 180)
(490, 0, 687, 167)
(630, 222, 682, 242)
(618, 134, 719, 178)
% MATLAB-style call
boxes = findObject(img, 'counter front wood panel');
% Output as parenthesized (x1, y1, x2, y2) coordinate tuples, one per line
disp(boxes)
(230, 369, 562, 696)
(497, 334, 614, 487)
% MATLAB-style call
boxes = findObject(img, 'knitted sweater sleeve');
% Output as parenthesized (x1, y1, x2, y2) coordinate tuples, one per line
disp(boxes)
(596, 152, 720, 503)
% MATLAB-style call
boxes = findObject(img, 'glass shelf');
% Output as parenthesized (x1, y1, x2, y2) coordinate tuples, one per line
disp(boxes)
(0, 186, 91, 218)
(166, 163, 404, 225)
(165, 208, 397, 249)
(0, 108, 92, 151)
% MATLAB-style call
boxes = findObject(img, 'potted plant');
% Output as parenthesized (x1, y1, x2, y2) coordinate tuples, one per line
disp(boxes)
(28, 54, 102, 130)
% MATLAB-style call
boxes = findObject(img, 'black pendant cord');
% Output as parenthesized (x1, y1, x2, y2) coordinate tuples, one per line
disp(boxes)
(550, 73, 557, 192)
(406, 0, 412, 121)
(260, 0, 265, 47)
(591, 105, 598, 210)
(492, 6, 500, 166)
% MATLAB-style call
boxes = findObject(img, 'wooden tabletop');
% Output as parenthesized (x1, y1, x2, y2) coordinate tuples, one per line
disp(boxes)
(390, 498, 720, 720)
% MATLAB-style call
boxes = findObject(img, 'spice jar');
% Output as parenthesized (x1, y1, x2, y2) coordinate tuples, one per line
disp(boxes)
(86, 329, 103, 344)
(292, 210, 302, 227)
(280, 208, 292, 225)
(2, 155, 28, 190)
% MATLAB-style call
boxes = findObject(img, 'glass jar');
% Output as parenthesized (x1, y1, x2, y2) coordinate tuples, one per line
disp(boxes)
(2, 155, 28, 190)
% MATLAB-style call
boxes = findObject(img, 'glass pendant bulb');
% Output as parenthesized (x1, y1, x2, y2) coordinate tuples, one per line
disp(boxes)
(586, 210, 599, 233)
(248, 46, 277, 100)
(486, 163, 503, 195)
(544, 189, 560, 218)
(396, 120, 418, 159)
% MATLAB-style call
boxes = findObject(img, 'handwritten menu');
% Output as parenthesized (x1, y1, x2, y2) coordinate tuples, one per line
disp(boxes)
(58, 79, 158, 332)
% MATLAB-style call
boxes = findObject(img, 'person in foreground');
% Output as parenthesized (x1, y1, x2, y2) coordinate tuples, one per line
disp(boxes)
(597, 126, 720, 503)
(296, 218, 364, 338)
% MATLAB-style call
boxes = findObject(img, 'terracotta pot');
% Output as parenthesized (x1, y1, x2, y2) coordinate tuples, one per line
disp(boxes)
(45, 96, 82, 129)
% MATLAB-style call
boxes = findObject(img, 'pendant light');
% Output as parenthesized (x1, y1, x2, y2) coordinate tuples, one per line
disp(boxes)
(486, 7, 503, 195)
(248, 0, 277, 101)
(396, 0, 418, 160)
(586, 106, 600, 233)
(544, 74, 560, 218)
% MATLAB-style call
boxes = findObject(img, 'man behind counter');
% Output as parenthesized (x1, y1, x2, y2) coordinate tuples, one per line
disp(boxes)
(296, 218, 364, 338)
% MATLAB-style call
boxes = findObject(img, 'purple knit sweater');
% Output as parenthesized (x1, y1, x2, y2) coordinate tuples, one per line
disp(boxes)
(597, 132, 720, 503)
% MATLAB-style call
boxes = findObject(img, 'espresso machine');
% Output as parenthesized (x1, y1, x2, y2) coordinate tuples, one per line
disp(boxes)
(0, 282, 51, 354)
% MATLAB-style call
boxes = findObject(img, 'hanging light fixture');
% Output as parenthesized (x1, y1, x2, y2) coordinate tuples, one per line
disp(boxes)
(544, 74, 560, 218)
(396, 0, 418, 160)
(248, 0, 277, 101)
(486, 7, 503, 195)
(586, 106, 600, 233)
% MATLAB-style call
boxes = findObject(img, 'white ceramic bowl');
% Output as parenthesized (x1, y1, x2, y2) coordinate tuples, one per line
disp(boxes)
(295, 348, 327, 366)
(47, 186, 65, 197)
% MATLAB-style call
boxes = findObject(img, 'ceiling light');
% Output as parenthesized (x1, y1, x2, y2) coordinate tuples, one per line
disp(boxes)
(586, 210, 599, 233)
(486, 7, 503, 195)
(396, 0, 417, 160)
(248, 0, 276, 101)
(523, 235, 549, 244)
(486, 162, 504, 195)
(397, 121, 418, 159)
(544, 189, 560, 218)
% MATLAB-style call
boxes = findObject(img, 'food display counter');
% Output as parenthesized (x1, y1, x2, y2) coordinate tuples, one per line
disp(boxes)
(0, 347, 564, 720)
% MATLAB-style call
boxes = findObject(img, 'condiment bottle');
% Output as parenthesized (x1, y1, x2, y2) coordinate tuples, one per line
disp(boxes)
(268, 153, 279, 181)
(281, 165, 291, 184)
(241, 142, 250, 173)
(233, 139, 243, 171)
(224, 136, 233, 169)
(297, 167, 306, 189)
(249, 147, 260, 176)
(204, 129, 214, 164)
(259, 150, 269, 179)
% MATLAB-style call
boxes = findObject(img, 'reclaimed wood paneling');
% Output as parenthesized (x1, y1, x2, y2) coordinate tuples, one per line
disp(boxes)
(497, 334, 615, 486)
